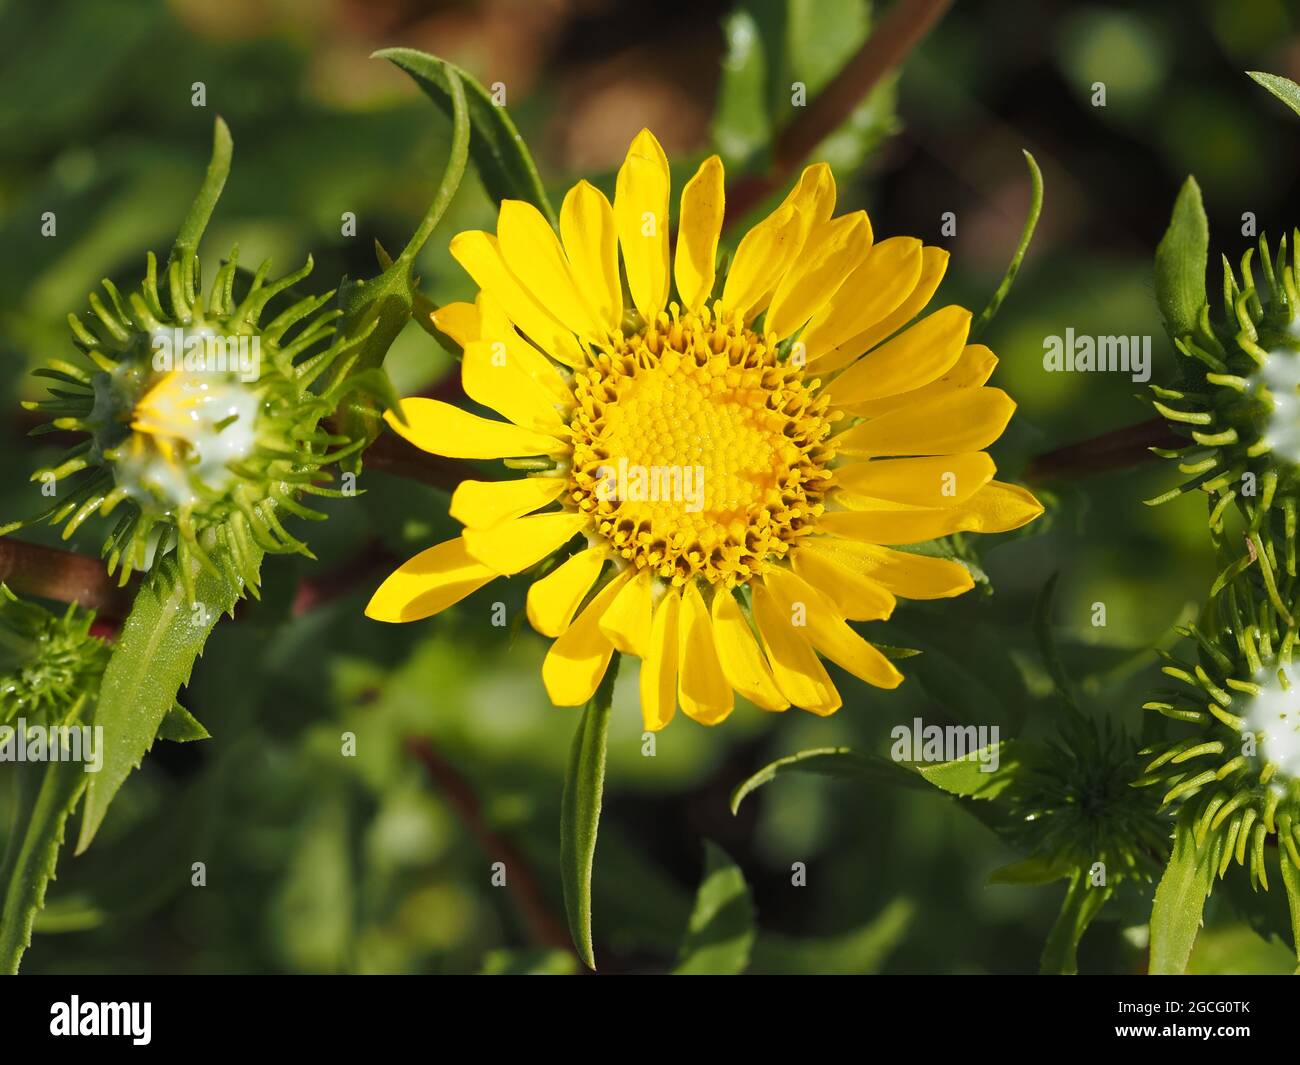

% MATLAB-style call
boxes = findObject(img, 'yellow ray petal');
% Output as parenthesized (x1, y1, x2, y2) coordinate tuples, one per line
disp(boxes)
(462, 339, 567, 433)
(789, 548, 895, 621)
(640, 586, 681, 731)
(828, 305, 971, 405)
(449, 230, 586, 367)
(542, 571, 630, 705)
(709, 589, 788, 712)
(497, 199, 606, 340)
(430, 301, 479, 347)
(677, 582, 734, 724)
(450, 476, 567, 530)
(560, 180, 622, 333)
(751, 580, 841, 715)
(820, 245, 949, 369)
(764, 568, 902, 690)
(767, 211, 873, 340)
(384, 398, 565, 459)
(819, 480, 1044, 544)
(365, 537, 495, 623)
(740, 163, 837, 317)
(806, 539, 974, 600)
(598, 566, 654, 656)
(781, 162, 837, 227)
(526, 547, 607, 637)
(475, 292, 573, 407)
(463, 511, 588, 575)
(833, 387, 1016, 458)
(845, 343, 997, 419)
(615, 129, 671, 322)
(720, 205, 804, 325)
(801, 237, 923, 366)
(833, 453, 995, 508)
(674, 155, 725, 313)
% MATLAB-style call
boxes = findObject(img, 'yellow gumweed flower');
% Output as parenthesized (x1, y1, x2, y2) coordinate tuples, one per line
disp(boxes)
(366, 129, 1043, 729)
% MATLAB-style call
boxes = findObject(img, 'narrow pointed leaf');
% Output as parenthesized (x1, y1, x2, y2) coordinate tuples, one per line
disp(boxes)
(375, 47, 554, 223)
(1039, 871, 1113, 975)
(76, 547, 258, 853)
(1149, 807, 1217, 974)
(1154, 176, 1208, 343)
(730, 746, 928, 815)
(1247, 70, 1300, 119)
(673, 841, 755, 975)
(972, 150, 1043, 339)
(559, 656, 618, 970)
(0, 757, 88, 973)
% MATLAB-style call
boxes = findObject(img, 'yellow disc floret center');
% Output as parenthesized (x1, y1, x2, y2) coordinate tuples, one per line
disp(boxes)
(569, 306, 836, 586)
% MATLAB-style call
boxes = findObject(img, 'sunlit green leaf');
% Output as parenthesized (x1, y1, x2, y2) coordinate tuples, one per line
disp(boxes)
(77, 546, 260, 853)
(0, 756, 88, 973)
(730, 746, 928, 815)
(1149, 807, 1218, 974)
(375, 47, 553, 222)
(1247, 70, 1300, 119)
(1153, 175, 1208, 343)
(673, 841, 755, 975)
(559, 657, 619, 970)
(1040, 871, 1113, 975)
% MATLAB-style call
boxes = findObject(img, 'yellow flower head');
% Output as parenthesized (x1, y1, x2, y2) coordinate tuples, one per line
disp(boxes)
(367, 129, 1043, 730)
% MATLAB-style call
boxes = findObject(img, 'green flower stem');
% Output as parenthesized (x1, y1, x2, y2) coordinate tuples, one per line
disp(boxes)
(972, 150, 1043, 340)
(1039, 871, 1113, 975)
(397, 65, 469, 267)
(560, 653, 620, 971)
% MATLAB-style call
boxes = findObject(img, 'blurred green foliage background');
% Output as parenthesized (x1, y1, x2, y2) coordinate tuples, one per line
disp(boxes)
(3, 0, 1300, 974)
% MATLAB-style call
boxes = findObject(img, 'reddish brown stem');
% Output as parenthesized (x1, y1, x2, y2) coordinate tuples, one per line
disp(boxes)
(404, 736, 575, 957)
(360, 430, 500, 491)
(0, 537, 135, 621)
(723, 0, 954, 228)
(1025, 417, 1185, 483)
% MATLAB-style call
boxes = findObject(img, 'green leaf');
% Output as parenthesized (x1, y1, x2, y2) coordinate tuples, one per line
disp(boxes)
(730, 746, 928, 815)
(713, 10, 771, 169)
(375, 47, 554, 223)
(1148, 807, 1218, 974)
(1247, 70, 1300, 119)
(750, 898, 913, 974)
(170, 116, 232, 265)
(332, 58, 470, 464)
(971, 150, 1043, 339)
(1153, 175, 1208, 343)
(0, 755, 89, 973)
(1039, 871, 1113, 975)
(1280, 855, 1300, 971)
(76, 546, 259, 854)
(1032, 572, 1076, 707)
(156, 702, 210, 743)
(915, 742, 1017, 800)
(989, 854, 1075, 886)
(673, 841, 756, 975)
(559, 655, 619, 970)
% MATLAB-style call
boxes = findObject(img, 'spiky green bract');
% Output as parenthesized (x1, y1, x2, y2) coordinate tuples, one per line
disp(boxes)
(1149, 233, 1300, 596)
(0, 584, 108, 726)
(10, 245, 382, 602)
(999, 713, 1169, 887)
(1137, 573, 1300, 892)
